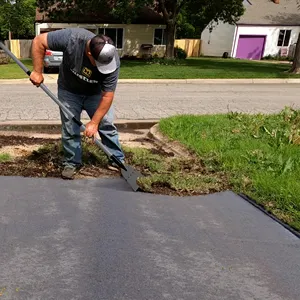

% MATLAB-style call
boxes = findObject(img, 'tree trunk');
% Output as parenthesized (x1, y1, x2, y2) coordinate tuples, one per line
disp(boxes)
(289, 33, 300, 74)
(165, 21, 176, 59)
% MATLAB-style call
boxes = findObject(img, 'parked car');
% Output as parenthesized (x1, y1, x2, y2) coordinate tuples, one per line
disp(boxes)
(43, 49, 63, 73)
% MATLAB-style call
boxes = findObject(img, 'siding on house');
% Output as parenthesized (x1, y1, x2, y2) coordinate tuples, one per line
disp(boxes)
(201, 22, 236, 57)
(200, 0, 300, 59)
(35, 23, 166, 57)
(233, 25, 300, 57)
(122, 24, 165, 57)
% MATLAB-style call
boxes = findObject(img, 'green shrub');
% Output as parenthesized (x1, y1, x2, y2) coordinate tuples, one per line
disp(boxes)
(174, 46, 187, 59)
(0, 50, 10, 65)
(262, 54, 293, 62)
(147, 57, 185, 66)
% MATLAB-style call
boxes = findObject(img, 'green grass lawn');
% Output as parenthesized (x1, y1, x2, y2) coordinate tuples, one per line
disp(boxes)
(0, 59, 33, 79)
(0, 57, 299, 79)
(159, 107, 300, 232)
(119, 58, 299, 79)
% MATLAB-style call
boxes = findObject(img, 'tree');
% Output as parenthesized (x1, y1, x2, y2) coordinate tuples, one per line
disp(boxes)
(176, 18, 199, 39)
(37, 0, 245, 58)
(0, 0, 36, 40)
(187, 0, 245, 36)
(141, 0, 245, 58)
(36, 0, 148, 23)
(289, 33, 300, 73)
(288, 1, 300, 73)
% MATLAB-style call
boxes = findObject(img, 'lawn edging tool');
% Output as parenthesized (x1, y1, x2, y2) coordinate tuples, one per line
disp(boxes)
(0, 41, 143, 192)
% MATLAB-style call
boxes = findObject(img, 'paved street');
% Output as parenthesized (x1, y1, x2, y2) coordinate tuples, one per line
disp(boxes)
(1, 82, 300, 121)
(0, 176, 299, 299)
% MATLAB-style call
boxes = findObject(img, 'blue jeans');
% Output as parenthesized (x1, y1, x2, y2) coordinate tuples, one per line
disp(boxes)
(58, 87, 125, 168)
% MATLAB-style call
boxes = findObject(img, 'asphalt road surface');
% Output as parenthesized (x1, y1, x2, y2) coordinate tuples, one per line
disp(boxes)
(1, 83, 300, 121)
(0, 176, 299, 299)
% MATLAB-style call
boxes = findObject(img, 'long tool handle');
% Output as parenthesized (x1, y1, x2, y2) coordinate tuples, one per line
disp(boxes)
(0, 41, 126, 171)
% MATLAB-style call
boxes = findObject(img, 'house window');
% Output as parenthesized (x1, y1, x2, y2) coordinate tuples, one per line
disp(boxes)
(154, 28, 166, 45)
(98, 28, 124, 49)
(277, 30, 291, 47)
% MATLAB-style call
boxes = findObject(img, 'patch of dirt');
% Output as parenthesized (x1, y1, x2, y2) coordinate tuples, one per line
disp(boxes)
(149, 146, 175, 157)
(0, 145, 41, 157)
(0, 160, 61, 178)
(136, 169, 231, 197)
(121, 136, 153, 149)
(122, 141, 153, 149)
(0, 134, 230, 196)
(0, 135, 120, 179)
(124, 136, 175, 157)
(148, 181, 227, 197)
(150, 181, 178, 196)
(0, 135, 59, 148)
(0, 149, 117, 180)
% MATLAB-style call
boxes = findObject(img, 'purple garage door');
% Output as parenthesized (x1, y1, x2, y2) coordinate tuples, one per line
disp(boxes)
(236, 35, 266, 60)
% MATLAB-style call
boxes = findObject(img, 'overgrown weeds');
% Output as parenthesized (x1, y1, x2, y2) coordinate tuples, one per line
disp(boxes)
(123, 146, 230, 196)
(159, 107, 300, 231)
(0, 136, 229, 196)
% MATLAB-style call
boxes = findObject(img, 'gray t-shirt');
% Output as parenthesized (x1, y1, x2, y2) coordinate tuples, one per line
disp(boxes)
(47, 28, 120, 95)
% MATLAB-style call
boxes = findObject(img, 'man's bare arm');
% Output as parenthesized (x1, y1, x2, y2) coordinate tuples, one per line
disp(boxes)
(84, 91, 115, 138)
(30, 33, 49, 86)
(91, 92, 114, 125)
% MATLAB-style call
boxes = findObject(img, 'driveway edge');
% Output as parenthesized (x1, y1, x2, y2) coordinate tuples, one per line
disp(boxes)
(149, 124, 300, 238)
(239, 193, 300, 239)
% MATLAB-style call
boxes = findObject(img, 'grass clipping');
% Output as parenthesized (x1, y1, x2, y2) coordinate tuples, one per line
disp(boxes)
(125, 147, 229, 196)
(0, 153, 11, 162)
(0, 135, 230, 196)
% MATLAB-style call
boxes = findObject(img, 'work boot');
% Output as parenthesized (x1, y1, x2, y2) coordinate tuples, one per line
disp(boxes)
(61, 165, 77, 179)
(107, 160, 125, 172)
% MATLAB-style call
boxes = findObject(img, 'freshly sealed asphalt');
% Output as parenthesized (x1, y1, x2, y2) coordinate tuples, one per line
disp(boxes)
(0, 176, 299, 300)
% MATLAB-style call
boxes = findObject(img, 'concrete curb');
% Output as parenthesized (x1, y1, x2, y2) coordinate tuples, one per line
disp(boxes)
(147, 124, 194, 157)
(119, 78, 300, 84)
(0, 79, 35, 84)
(1, 78, 300, 85)
(0, 119, 159, 133)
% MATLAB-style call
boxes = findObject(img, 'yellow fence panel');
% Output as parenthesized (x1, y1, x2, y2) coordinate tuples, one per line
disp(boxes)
(175, 39, 201, 57)
(4, 40, 32, 59)
(10, 40, 21, 59)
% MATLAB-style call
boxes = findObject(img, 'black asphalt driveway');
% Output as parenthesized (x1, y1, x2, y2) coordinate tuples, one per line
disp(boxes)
(0, 176, 299, 299)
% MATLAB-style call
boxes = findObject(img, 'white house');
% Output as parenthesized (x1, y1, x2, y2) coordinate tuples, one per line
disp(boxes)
(201, 0, 300, 60)
(35, 7, 167, 58)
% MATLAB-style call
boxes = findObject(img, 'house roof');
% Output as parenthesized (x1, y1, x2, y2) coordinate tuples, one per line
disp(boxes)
(35, 6, 164, 25)
(237, 0, 300, 26)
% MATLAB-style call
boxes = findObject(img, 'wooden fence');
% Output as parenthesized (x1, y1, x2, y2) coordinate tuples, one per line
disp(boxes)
(4, 39, 32, 59)
(175, 39, 202, 57)
(4, 39, 202, 59)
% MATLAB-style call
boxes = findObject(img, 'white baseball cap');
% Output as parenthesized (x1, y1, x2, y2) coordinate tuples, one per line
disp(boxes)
(90, 35, 117, 74)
